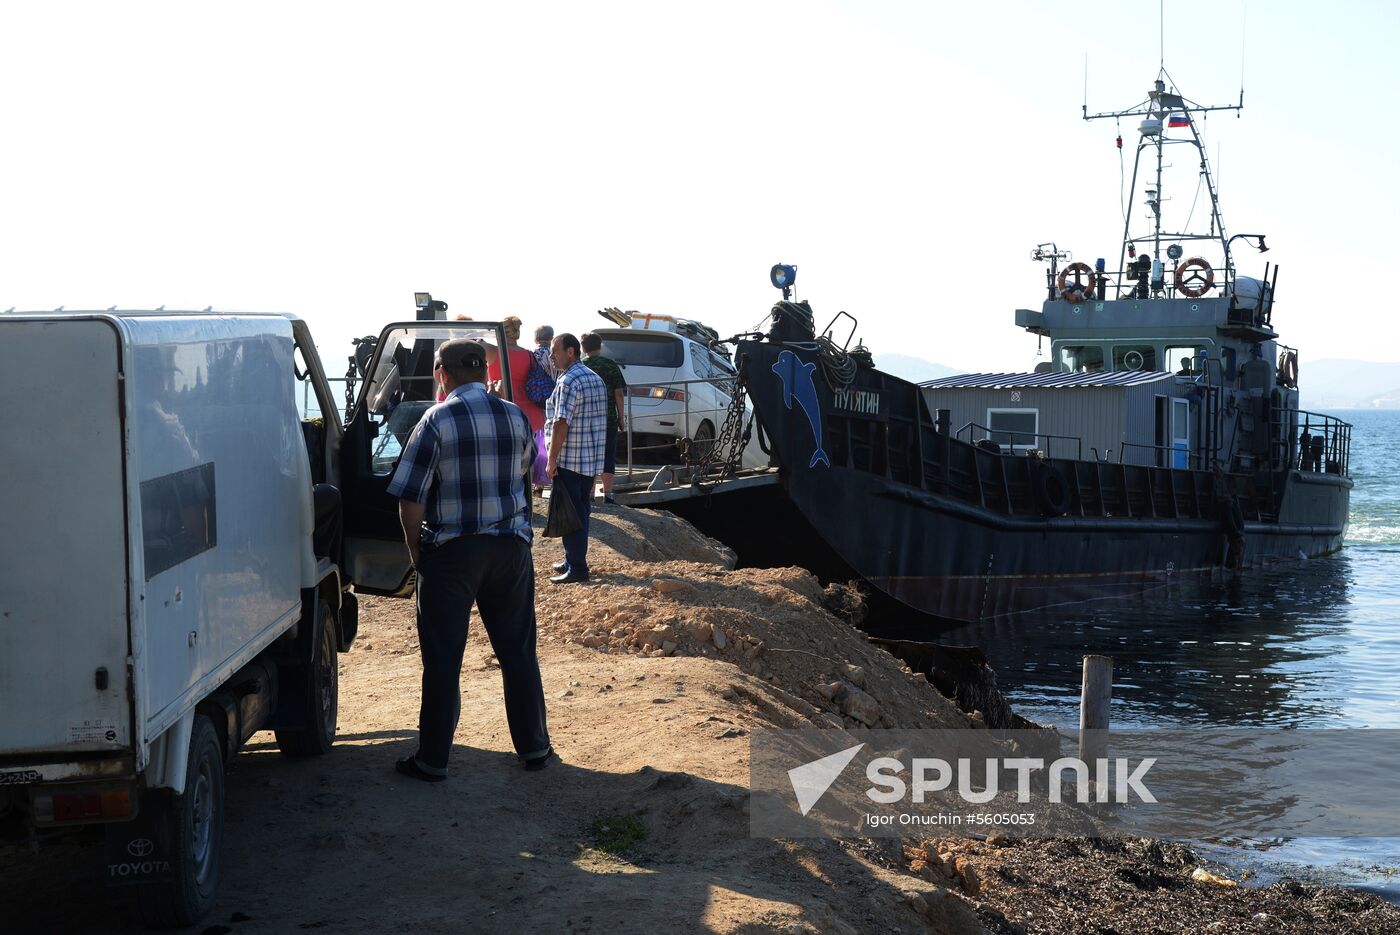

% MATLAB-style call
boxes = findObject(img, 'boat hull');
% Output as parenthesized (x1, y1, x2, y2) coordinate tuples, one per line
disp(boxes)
(734, 340, 1350, 622)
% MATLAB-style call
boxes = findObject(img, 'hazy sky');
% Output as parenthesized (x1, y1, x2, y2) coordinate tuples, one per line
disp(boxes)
(4, 0, 1395, 373)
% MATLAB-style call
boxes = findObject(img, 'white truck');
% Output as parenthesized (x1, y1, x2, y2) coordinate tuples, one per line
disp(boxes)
(0, 311, 509, 926)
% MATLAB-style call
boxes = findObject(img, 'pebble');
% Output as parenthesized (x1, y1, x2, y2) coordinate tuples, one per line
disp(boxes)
(556, 689, 574, 698)
(652, 578, 693, 595)
(954, 856, 981, 896)
(840, 686, 882, 726)
(661, 640, 678, 654)
(1190, 867, 1239, 888)
(843, 663, 866, 687)
(712, 628, 728, 650)
(815, 681, 845, 701)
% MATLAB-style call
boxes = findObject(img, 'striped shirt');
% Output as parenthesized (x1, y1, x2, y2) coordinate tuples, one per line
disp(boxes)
(545, 361, 609, 477)
(534, 344, 557, 379)
(387, 382, 534, 545)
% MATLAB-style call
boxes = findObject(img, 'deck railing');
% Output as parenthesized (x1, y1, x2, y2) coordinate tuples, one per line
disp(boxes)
(954, 421, 1083, 461)
(1286, 408, 1352, 476)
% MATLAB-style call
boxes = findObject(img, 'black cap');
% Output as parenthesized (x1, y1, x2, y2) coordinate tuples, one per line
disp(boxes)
(437, 338, 486, 369)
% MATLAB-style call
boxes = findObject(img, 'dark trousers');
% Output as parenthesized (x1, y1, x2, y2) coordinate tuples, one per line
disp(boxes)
(554, 468, 594, 578)
(413, 534, 549, 773)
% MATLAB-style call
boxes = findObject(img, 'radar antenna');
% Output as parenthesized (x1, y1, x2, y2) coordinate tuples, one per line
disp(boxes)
(1084, 68, 1244, 299)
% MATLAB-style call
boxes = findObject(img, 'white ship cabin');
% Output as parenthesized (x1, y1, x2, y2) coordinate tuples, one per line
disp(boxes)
(921, 279, 1292, 471)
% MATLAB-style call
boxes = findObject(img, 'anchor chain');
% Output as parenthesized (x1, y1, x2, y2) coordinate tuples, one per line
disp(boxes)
(681, 370, 751, 485)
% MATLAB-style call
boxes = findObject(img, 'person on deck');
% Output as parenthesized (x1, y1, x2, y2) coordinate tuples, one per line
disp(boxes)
(580, 331, 627, 504)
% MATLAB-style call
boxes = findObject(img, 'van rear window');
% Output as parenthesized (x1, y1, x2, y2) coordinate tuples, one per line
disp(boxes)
(597, 334, 683, 368)
(141, 463, 217, 579)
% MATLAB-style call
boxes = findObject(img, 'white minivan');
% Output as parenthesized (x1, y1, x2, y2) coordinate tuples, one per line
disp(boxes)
(593, 326, 742, 464)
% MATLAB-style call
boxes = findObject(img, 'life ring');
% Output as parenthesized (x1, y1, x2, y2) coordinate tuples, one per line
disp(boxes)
(1033, 464, 1072, 517)
(1056, 262, 1097, 303)
(1278, 350, 1298, 389)
(1174, 257, 1215, 298)
(1123, 350, 1145, 371)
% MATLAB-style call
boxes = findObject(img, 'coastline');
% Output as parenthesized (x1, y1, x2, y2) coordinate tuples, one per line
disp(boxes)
(6, 506, 1397, 933)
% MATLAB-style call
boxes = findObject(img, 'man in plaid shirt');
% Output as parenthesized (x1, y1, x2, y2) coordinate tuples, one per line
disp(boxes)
(545, 332, 608, 584)
(387, 339, 552, 779)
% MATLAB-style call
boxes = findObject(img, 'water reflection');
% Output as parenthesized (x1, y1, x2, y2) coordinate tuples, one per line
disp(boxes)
(919, 554, 1360, 729)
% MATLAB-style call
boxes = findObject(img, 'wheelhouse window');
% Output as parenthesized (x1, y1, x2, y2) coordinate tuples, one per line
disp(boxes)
(1058, 344, 1105, 373)
(987, 409, 1039, 450)
(1113, 345, 1157, 372)
(1166, 345, 1206, 375)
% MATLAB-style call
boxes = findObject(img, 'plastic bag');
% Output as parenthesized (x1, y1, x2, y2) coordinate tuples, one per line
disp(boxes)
(543, 483, 582, 538)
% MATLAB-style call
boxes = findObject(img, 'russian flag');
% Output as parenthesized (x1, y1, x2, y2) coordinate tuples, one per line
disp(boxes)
(1168, 112, 1191, 128)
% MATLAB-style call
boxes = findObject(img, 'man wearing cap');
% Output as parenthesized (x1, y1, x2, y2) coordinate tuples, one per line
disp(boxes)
(387, 338, 552, 780)
(545, 332, 609, 584)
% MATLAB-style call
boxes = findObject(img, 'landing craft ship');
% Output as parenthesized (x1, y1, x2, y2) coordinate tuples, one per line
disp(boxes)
(709, 71, 1353, 622)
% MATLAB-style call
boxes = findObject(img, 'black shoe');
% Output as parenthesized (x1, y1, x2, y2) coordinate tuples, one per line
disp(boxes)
(550, 571, 589, 585)
(524, 748, 555, 772)
(395, 756, 446, 783)
(604, 495, 616, 505)
(551, 561, 568, 573)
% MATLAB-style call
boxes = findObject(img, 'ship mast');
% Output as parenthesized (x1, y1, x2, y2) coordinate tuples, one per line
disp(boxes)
(1083, 69, 1242, 297)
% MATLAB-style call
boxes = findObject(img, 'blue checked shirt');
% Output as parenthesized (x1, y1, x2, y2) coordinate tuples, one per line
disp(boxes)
(545, 361, 609, 477)
(387, 382, 535, 545)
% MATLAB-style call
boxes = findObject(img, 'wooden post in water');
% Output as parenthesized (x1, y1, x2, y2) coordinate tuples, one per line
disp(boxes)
(1079, 655, 1113, 796)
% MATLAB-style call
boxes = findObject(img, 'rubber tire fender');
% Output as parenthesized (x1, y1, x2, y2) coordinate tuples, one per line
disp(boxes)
(1033, 464, 1072, 517)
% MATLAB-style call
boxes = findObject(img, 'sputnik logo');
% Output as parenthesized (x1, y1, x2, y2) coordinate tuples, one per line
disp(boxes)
(788, 743, 865, 816)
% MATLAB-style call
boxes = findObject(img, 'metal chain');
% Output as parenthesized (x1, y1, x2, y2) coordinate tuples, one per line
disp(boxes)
(344, 356, 358, 423)
(682, 373, 750, 484)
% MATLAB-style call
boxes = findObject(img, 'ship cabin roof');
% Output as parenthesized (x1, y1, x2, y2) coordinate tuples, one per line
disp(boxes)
(922, 371, 1175, 390)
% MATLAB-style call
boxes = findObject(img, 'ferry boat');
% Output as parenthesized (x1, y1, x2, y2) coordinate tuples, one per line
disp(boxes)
(715, 70, 1353, 622)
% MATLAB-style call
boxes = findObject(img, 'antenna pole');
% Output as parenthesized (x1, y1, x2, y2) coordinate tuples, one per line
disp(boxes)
(1240, 2, 1248, 103)
(1160, 0, 1165, 67)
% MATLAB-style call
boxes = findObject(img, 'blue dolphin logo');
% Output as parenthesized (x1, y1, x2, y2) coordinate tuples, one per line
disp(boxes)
(772, 349, 831, 468)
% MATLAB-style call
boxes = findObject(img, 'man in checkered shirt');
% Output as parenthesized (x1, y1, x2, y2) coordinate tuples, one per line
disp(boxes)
(387, 338, 552, 780)
(544, 332, 609, 584)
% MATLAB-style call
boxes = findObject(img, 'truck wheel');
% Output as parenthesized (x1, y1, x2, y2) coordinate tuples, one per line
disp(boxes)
(275, 600, 339, 756)
(136, 715, 223, 928)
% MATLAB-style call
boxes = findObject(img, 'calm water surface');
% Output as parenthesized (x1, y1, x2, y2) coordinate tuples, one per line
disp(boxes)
(936, 410, 1400, 895)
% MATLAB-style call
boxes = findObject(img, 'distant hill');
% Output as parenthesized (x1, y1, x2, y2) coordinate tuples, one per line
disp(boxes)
(876, 353, 962, 383)
(1301, 359, 1400, 409)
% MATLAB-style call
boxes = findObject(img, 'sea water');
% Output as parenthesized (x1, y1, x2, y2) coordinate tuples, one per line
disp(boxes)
(937, 410, 1400, 897)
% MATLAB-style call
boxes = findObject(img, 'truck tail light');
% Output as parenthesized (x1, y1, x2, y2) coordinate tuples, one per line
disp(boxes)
(32, 788, 133, 824)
